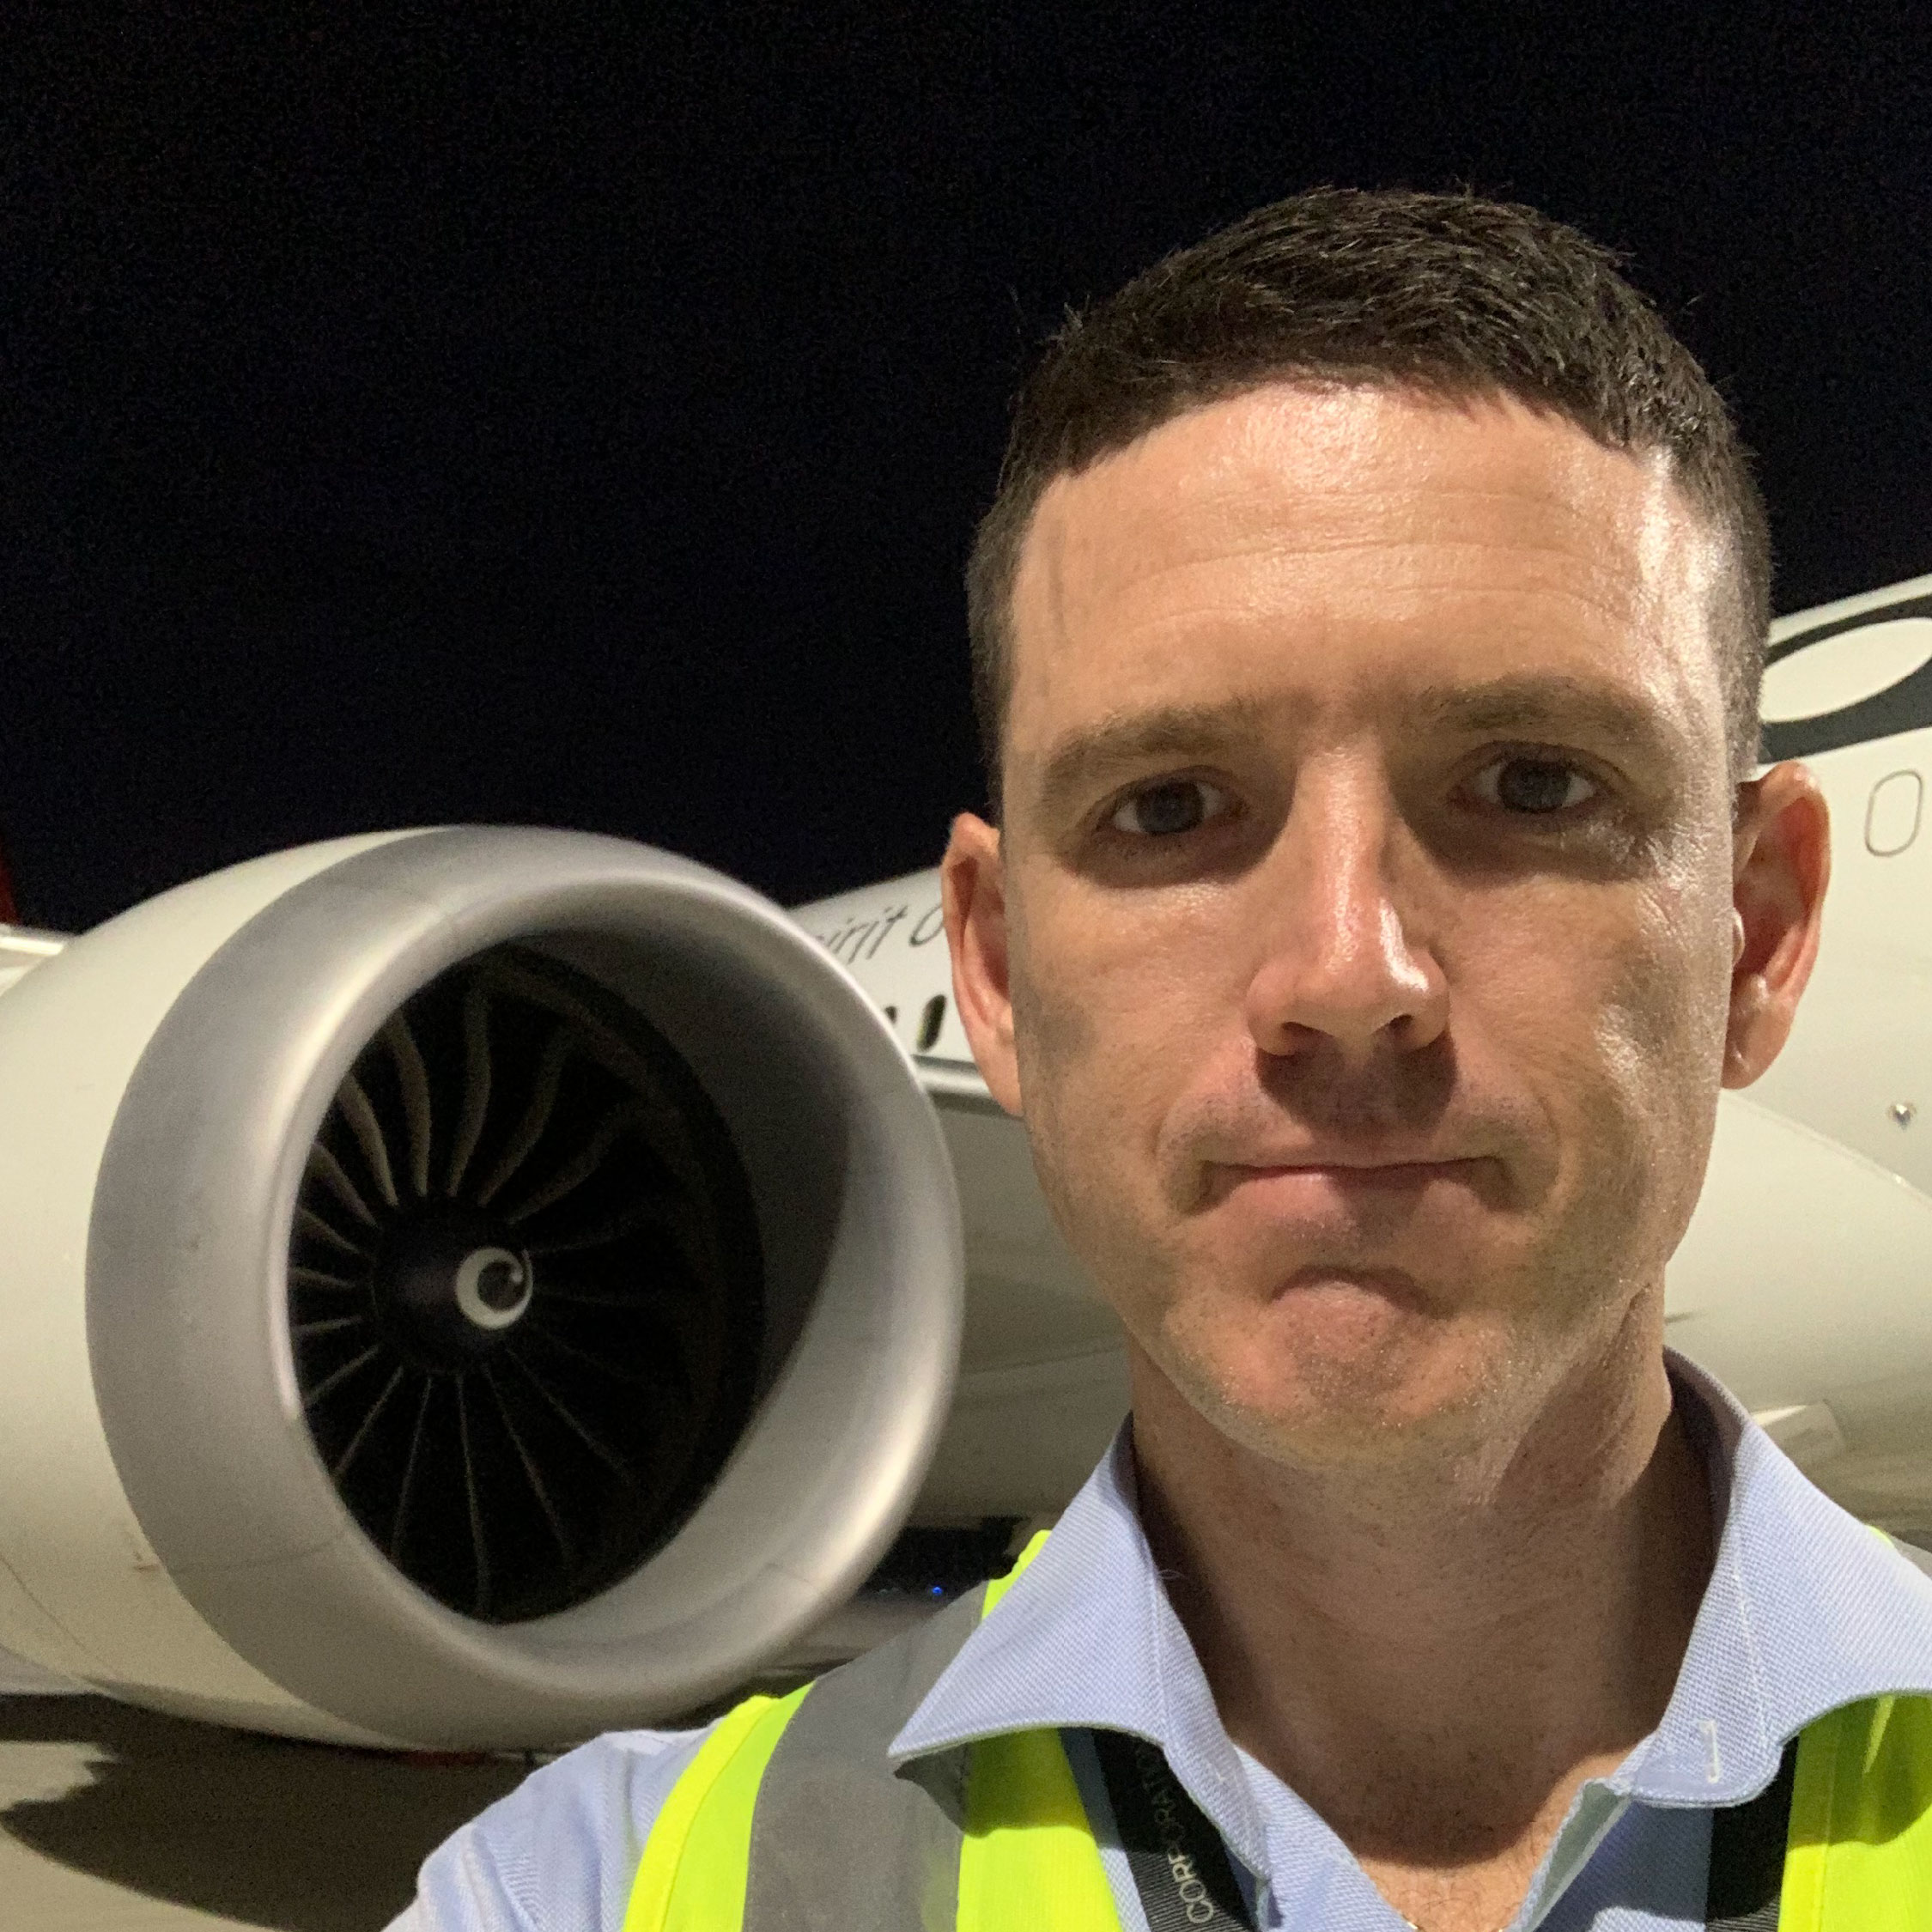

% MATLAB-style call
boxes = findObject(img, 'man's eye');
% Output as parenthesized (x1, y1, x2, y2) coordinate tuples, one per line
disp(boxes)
(1109, 779, 1230, 837)
(1471, 756, 1598, 815)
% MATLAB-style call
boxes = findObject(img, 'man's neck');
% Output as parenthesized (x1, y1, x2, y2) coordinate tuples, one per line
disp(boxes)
(1127, 1312, 1717, 1932)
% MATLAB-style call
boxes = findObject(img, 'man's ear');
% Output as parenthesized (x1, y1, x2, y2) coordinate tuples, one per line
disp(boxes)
(941, 811, 1024, 1115)
(1724, 760, 1831, 1088)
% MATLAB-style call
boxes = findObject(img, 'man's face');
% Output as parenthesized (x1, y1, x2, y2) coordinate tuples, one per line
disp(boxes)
(949, 383, 1755, 1467)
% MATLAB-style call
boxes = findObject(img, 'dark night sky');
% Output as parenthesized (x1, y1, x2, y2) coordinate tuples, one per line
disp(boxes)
(4, 4, 1930, 933)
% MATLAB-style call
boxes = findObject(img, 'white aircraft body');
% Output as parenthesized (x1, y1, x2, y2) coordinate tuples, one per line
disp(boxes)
(0, 574, 1929, 1782)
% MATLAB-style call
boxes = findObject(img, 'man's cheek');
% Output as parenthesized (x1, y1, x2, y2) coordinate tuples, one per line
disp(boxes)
(1020, 1036, 1189, 1299)
(1576, 950, 1726, 1235)
(1016, 930, 1194, 1107)
(1008, 917, 1113, 1077)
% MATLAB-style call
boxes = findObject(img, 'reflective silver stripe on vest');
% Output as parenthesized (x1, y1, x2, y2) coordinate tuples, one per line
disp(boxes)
(742, 1586, 988, 1932)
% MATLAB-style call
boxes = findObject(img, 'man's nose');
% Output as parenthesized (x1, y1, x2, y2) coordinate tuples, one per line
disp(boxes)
(1242, 765, 1449, 1063)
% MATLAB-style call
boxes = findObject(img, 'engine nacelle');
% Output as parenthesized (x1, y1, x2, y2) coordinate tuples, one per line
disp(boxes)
(0, 829, 963, 1747)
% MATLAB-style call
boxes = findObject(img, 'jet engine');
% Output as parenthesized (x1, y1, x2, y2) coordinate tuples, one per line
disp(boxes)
(0, 829, 963, 1748)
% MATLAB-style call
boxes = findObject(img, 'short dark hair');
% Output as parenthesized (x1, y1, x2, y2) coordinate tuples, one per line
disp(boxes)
(966, 187, 1770, 805)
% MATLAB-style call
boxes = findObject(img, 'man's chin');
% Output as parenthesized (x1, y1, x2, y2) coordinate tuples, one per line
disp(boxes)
(1162, 1286, 1518, 1464)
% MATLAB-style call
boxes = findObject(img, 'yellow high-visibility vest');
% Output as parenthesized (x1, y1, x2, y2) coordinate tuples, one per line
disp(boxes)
(624, 1537, 1932, 1930)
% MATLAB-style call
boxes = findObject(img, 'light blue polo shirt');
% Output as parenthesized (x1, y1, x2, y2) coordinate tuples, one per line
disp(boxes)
(392, 1352, 1932, 1931)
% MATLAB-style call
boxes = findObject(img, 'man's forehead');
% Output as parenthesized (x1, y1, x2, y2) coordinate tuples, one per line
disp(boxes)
(1004, 382, 1724, 771)
(1017, 386, 1701, 630)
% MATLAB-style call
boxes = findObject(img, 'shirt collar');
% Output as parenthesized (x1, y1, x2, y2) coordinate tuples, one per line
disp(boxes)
(890, 1415, 1275, 1868)
(890, 1348, 1932, 1840)
(1617, 1351, 1932, 1802)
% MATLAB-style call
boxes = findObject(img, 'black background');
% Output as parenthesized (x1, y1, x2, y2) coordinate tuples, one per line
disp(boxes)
(5, 3, 1929, 933)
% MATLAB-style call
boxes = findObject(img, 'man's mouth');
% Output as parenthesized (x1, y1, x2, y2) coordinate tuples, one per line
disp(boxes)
(1236, 1156, 1480, 1181)
(1202, 1154, 1497, 1213)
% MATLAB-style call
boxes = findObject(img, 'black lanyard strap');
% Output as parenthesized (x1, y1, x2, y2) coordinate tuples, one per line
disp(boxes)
(1089, 1728, 1258, 1931)
(1704, 1736, 1797, 1931)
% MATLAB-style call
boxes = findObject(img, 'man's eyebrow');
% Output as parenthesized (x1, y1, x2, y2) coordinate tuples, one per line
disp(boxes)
(1407, 676, 1684, 756)
(1032, 698, 1272, 822)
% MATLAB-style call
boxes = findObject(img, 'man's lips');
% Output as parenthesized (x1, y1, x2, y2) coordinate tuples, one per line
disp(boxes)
(1200, 1153, 1495, 1207)
(1233, 1157, 1483, 1180)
